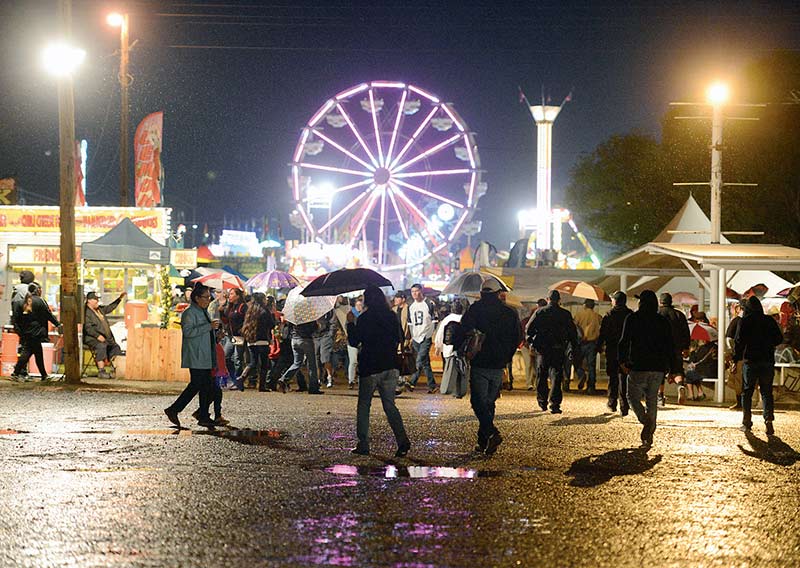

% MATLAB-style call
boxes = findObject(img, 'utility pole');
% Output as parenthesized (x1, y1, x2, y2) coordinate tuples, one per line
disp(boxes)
(56, 0, 81, 383)
(108, 12, 131, 206)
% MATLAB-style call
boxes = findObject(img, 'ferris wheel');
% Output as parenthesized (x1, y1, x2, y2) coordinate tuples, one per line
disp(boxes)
(290, 81, 484, 270)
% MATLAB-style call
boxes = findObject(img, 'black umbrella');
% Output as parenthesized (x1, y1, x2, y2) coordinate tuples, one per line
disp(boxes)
(301, 268, 393, 297)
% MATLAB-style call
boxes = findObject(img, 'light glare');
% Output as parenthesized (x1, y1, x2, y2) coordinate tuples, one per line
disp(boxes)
(706, 82, 730, 105)
(106, 12, 124, 27)
(42, 42, 86, 77)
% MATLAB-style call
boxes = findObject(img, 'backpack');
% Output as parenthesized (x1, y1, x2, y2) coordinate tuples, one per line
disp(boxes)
(443, 320, 464, 347)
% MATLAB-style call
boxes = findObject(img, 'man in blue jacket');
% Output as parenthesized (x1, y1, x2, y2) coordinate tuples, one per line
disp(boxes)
(460, 278, 521, 455)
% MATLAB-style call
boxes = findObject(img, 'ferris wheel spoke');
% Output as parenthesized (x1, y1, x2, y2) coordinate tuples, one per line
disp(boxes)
(330, 179, 374, 196)
(368, 89, 385, 167)
(393, 168, 472, 179)
(387, 186, 409, 240)
(378, 188, 387, 265)
(384, 89, 407, 167)
(311, 129, 375, 172)
(392, 133, 462, 174)
(391, 184, 445, 241)
(388, 106, 439, 170)
(336, 103, 379, 168)
(350, 190, 381, 244)
(318, 187, 371, 234)
(297, 162, 373, 177)
(391, 178, 465, 209)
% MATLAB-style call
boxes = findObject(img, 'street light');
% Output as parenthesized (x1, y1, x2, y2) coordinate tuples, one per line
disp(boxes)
(43, 0, 83, 383)
(107, 11, 131, 207)
(706, 82, 730, 106)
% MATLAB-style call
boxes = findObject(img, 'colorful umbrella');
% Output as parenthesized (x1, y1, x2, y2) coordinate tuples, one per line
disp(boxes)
(282, 285, 337, 325)
(671, 291, 699, 306)
(742, 283, 768, 299)
(191, 271, 246, 290)
(688, 322, 718, 342)
(302, 268, 393, 297)
(246, 270, 299, 290)
(549, 280, 610, 302)
(441, 271, 510, 296)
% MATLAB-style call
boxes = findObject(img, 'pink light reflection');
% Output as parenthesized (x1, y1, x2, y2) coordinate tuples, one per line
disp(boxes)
(385, 89, 407, 166)
(392, 133, 462, 174)
(391, 178, 464, 209)
(318, 188, 371, 233)
(336, 102, 378, 167)
(368, 88, 384, 166)
(371, 81, 406, 89)
(350, 189, 380, 241)
(312, 129, 375, 172)
(387, 187, 409, 240)
(389, 106, 439, 170)
(441, 103, 465, 132)
(463, 134, 476, 168)
(335, 83, 368, 100)
(409, 84, 440, 103)
(298, 162, 372, 177)
(330, 179, 373, 195)
(393, 168, 471, 179)
(308, 99, 335, 128)
(293, 128, 310, 163)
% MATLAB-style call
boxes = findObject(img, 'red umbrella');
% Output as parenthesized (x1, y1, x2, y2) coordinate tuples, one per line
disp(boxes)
(688, 322, 718, 342)
(741, 283, 768, 299)
(191, 272, 246, 290)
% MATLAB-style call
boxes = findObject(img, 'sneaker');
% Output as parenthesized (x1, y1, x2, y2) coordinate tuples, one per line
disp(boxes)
(404, 381, 414, 392)
(657, 393, 666, 408)
(620, 406, 629, 417)
(696, 392, 706, 401)
(395, 440, 411, 458)
(427, 386, 439, 394)
(326, 376, 333, 388)
(640, 426, 653, 448)
(606, 401, 617, 413)
(484, 432, 503, 455)
(765, 422, 774, 436)
(527, 386, 534, 391)
(577, 379, 586, 391)
(350, 446, 369, 456)
(677, 386, 686, 405)
(197, 418, 216, 428)
(10, 373, 24, 382)
(214, 416, 230, 426)
(98, 368, 111, 379)
(728, 402, 742, 410)
(164, 408, 181, 428)
(538, 403, 548, 411)
(348, 381, 356, 390)
(550, 407, 562, 414)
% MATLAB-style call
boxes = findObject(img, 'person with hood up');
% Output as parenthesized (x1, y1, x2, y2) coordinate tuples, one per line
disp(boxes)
(658, 292, 691, 406)
(597, 291, 633, 415)
(733, 296, 783, 435)
(346, 285, 410, 457)
(618, 290, 677, 448)
(461, 278, 522, 455)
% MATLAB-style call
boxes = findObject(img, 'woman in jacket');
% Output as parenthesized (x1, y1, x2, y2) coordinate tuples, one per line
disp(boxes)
(241, 293, 276, 392)
(165, 284, 218, 428)
(84, 290, 126, 378)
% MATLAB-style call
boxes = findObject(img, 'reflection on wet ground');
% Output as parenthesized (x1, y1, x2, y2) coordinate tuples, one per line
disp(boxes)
(323, 464, 506, 479)
(0, 429, 28, 435)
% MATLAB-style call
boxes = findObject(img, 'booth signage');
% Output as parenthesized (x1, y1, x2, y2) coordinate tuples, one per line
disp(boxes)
(0, 207, 166, 235)
(7, 245, 82, 265)
(170, 249, 197, 268)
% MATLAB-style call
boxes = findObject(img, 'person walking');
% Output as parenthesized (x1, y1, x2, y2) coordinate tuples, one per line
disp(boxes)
(526, 290, 579, 414)
(84, 290, 126, 378)
(573, 298, 603, 394)
(392, 291, 413, 391)
(314, 310, 336, 388)
(240, 292, 276, 392)
(460, 279, 521, 455)
(165, 284, 218, 429)
(345, 297, 363, 389)
(434, 300, 467, 398)
(221, 288, 248, 382)
(519, 299, 546, 391)
(732, 296, 783, 436)
(658, 292, 690, 406)
(12, 285, 60, 381)
(347, 285, 410, 457)
(278, 320, 323, 395)
(597, 291, 633, 415)
(407, 283, 437, 393)
(724, 300, 745, 410)
(618, 290, 676, 448)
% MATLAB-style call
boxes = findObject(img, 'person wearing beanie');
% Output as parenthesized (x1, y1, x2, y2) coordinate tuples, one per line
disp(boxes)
(597, 291, 633, 415)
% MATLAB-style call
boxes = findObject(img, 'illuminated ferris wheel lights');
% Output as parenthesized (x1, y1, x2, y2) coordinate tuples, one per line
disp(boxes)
(335, 83, 369, 101)
(335, 102, 379, 168)
(392, 133, 462, 174)
(393, 168, 471, 179)
(391, 178, 464, 209)
(309, 100, 335, 128)
(311, 128, 376, 172)
(385, 89, 408, 165)
(368, 89, 385, 166)
(387, 187, 410, 240)
(371, 81, 406, 89)
(441, 104, 466, 132)
(388, 106, 439, 170)
(297, 162, 373, 177)
(317, 188, 371, 233)
(408, 85, 439, 103)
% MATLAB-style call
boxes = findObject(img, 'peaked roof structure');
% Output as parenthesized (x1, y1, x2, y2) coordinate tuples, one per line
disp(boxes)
(81, 217, 169, 265)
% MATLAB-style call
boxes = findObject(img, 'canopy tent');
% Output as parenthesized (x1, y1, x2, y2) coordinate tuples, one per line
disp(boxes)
(81, 217, 169, 265)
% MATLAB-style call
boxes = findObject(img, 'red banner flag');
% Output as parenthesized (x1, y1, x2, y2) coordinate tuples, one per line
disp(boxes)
(134, 111, 164, 207)
(74, 140, 86, 206)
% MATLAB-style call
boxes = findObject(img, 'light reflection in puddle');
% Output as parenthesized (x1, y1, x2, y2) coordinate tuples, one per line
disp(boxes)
(324, 464, 503, 479)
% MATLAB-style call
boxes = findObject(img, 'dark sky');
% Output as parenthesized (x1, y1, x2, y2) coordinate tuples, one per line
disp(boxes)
(2, 0, 799, 254)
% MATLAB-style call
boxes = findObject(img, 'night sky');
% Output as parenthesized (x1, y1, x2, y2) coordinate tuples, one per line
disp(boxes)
(2, 0, 799, 254)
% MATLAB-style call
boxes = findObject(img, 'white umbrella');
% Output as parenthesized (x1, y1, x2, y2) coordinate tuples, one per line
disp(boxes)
(282, 285, 336, 325)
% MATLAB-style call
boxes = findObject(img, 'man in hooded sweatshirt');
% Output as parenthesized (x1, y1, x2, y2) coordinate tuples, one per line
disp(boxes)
(733, 296, 783, 435)
(597, 291, 633, 415)
(618, 290, 676, 448)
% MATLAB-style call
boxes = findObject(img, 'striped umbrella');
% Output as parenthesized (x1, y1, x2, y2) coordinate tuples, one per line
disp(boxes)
(191, 271, 246, 290)
(246, 270, 299, 290)
(689, 322, 718, 342)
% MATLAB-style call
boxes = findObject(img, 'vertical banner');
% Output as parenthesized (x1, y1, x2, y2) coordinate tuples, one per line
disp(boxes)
(134, 111, 164, 207)
(0, 178, 17, 205)
(74, 140, 86, 206)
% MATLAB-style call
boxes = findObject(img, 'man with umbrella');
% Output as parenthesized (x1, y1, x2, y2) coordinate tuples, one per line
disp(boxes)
(526, 290, 579, 414)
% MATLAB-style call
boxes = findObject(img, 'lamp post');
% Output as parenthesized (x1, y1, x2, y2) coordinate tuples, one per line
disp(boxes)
(107, 12, 130, 207)
(43, 0, 84, 383)
(706, 82, 729, 244)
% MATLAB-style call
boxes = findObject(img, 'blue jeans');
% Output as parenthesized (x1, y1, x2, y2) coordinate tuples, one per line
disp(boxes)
(469, 367, 504, 445)
(410, 337, 435, 389)
(742, 361, 775, 426)
(355, 369, 408, 452)
(627, 371, 663, 438)
(280, 337, 319, 392)
(223, 336, 245, 379)
(536, 349, 564, 410)
(575, 341, 597, 388)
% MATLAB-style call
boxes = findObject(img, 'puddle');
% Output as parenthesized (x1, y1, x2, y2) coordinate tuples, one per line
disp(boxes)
(0, 429, 29, 435)
(323, 464, 506, 479)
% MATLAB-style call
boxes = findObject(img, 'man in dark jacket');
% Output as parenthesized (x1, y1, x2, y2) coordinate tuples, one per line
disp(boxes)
(526, 289, 579, 415)
(221, 288, 248, 380)
(597, 291, 633, 415)
(461, 278, 522, 455)
(618, 290, 677, 448)
(12, 283, 60, 381)
(658, 292, 691, 406)
(733, 296, 783, 435)
(346, 285, 410, 457)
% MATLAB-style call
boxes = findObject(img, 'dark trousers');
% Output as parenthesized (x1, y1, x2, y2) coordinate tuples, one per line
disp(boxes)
(15, 337, 45, 377)
(537, 349, 565, 410)
(606, 359, 629, 411)
(470, 367, 504, 445)
(742, 361, 775, 426)
(168, 368, 213, 421)
(247, 344, 271, 389)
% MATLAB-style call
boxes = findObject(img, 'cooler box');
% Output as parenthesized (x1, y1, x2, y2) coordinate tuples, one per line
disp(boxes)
(2, 330, 20, 376)
(29, 342, 56, 375)
(124, 301, 148, 331)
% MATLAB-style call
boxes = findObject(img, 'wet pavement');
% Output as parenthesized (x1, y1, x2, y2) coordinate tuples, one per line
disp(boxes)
(0, 379, 798, 567)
